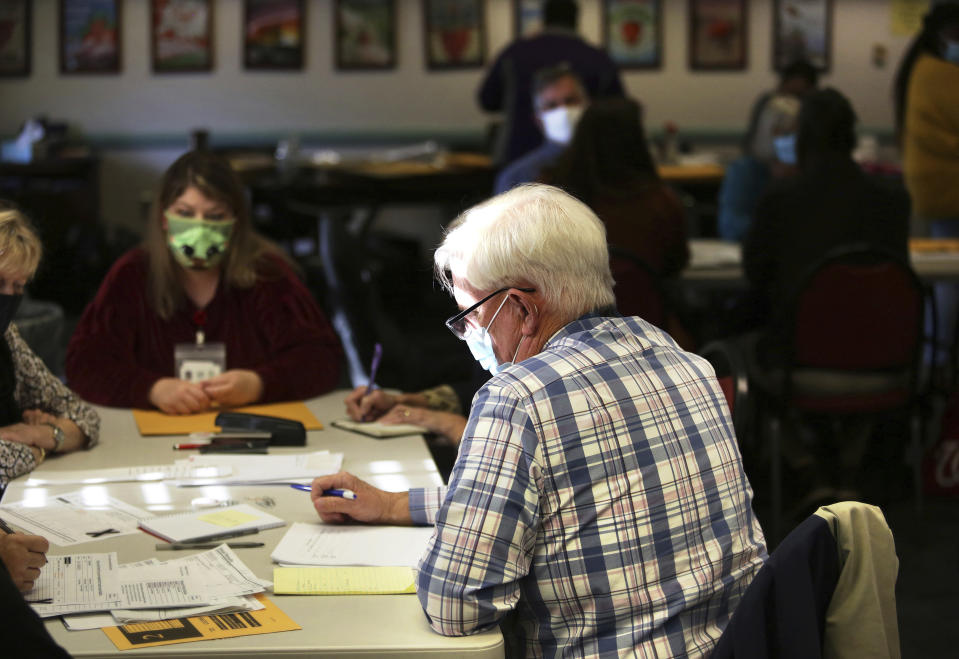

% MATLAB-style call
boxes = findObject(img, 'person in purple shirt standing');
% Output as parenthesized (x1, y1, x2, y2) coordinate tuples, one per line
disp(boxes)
(478, 0, 624, 167)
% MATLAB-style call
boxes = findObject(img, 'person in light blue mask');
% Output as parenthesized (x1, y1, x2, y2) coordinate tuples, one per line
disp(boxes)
(311, 183, 766, 658)
(771, 133, 797, 167)
(718, 93, 800, 242)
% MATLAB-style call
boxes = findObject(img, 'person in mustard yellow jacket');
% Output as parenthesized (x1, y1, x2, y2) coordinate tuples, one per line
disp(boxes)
(894, 4, 959, 362)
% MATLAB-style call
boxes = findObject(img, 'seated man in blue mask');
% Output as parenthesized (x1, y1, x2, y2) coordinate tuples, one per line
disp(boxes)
(311, 184, 767, 657)
(494, 64, 589, 194)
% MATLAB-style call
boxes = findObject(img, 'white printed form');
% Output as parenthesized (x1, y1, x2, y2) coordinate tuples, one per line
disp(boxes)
(0, 491, 152, 546)
(29, 553, 122, 618)
(118, 545, 265, 610)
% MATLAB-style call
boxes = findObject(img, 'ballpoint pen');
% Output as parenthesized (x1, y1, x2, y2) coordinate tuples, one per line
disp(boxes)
(290, 484, 358, 500)
(156, 542, 265, 550)
(178, 528, 261, 544)
(0, 517, 15, 534)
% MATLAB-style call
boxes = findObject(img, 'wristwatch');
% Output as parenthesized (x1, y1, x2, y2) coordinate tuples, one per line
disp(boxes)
(44, 422, 65, 454)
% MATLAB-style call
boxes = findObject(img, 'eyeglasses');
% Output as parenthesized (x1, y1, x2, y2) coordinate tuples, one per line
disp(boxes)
(445, 287, 535, 339)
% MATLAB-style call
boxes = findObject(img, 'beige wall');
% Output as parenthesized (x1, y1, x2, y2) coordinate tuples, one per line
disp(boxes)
(0, 0, 918, 228)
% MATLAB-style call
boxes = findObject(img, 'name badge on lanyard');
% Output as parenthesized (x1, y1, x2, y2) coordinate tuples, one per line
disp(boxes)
(174, 309, 227, 383)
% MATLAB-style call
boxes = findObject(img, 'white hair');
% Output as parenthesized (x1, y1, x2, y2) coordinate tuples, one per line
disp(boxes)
(434, 184, 615, 319)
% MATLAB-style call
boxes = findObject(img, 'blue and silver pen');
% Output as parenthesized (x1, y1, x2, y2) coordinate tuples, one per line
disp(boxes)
(290, 484, 358, 500)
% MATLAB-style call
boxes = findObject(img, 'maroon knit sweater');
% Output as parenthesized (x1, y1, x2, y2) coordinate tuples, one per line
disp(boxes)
(66, 248, 341, 408)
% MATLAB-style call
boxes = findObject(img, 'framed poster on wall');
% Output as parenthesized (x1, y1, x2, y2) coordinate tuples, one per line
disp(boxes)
(60, 0, 121, 74)
(336, 0, 396, 70)
(0, 0, 30, 77)
(244, 0, 304, 70)
(688, 0, 747, 70)
(424, 0, 485, 70)
(151, 0, 213, 73)
(603, 0, 662, 70)
(513, 0, 542, 38)
(773, 0, 831, 72)
(0, 0, 31, 77)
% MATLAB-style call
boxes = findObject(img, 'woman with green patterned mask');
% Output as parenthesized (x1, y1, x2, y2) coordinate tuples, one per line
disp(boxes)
(65, 151, 343, 415)
(165, 205, 235, 270)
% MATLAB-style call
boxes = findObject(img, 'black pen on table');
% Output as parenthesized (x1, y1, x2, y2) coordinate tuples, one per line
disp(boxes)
(157, 542, 265, 551)
(178, 527, 261, 545)
(0, 517, 15, 534)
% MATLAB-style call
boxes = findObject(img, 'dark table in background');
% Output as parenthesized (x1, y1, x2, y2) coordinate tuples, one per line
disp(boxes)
(0, 156, 102, 313)
(229, 152, 496, 392)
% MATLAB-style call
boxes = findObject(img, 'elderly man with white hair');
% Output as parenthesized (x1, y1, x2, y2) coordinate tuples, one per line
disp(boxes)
(312, 184, 767, 658)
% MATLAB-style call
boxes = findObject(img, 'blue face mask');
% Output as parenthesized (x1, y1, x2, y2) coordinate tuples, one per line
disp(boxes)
(944, 40, 959, 64)
(773, 133, 798, 165)
(463, 294, 523, 375)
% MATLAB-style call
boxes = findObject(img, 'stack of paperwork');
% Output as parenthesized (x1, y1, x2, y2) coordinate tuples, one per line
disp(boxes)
(17, 451, 342, 490)
(23, 463, 231, 486)
(175, 451, 343, 486)
(688, 239, 742, 269)
(29, 545, 270, 625)
(270, 523, 433, 596)
(272, 522, 433, 568)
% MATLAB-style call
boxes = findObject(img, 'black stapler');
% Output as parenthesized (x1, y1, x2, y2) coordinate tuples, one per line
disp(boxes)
(214, 412, 307, 446)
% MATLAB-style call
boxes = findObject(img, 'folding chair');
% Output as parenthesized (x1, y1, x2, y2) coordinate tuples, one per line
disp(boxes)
(750, 245, 924, 541)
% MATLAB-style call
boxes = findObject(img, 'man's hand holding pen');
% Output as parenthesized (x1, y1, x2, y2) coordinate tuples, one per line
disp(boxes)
(310, 472, 412, 526)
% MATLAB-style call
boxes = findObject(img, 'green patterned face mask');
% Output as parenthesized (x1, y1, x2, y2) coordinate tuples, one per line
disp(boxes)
(165, 212, 235, 269)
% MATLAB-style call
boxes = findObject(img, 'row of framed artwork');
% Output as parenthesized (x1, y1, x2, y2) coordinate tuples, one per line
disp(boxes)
(0, 0, 831, 77)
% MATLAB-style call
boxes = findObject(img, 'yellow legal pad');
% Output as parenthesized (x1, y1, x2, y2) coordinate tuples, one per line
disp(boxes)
(197, 509, 260, 527)
(273, 566, 417, 595)
(102, 594, 300, 650)
(132, 401, 323, 436)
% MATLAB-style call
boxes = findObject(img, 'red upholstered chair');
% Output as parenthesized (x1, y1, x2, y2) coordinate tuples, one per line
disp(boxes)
(752, 245, 924, 541)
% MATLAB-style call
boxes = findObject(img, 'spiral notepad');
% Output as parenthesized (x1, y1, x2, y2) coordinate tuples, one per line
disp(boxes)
(139, 504, 285, 544)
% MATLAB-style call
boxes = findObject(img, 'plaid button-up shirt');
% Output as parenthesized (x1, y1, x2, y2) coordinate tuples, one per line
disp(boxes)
(409, 314, 766, 658)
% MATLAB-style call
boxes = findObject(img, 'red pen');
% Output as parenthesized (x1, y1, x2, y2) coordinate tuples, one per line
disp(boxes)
(173, 443, 209, 450)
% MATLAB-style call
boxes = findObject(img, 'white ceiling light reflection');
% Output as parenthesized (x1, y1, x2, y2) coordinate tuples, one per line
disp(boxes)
(139, 482, 172, 510)
(197, 485, 232, 503)
(366, 460, 405, 474)
(367, 474, 415, 490)
(19, 488, 49, 507)
(75, 486, 111, 507)
(191, 466, 225, 479)
(364, 459, 436, 473)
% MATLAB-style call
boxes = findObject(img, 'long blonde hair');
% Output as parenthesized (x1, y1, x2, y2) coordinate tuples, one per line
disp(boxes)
(0, 202, 43, 280)
(144, 151, 290, 319)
